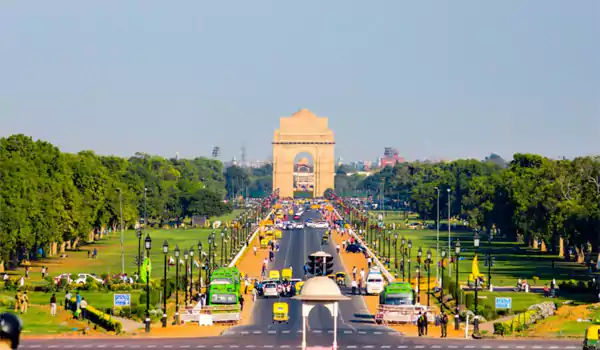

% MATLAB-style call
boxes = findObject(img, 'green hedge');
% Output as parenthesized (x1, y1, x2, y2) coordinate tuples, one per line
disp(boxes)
(493, 309, 538, 335)
(67, 298, 123, 333)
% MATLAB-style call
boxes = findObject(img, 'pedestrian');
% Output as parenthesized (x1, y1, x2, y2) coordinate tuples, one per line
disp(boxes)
(252, 287, 257, 302)
(360, 268, 365, 282)
(80, 298, 88, 319)
(239, 295, 244, 311)
(417, 311, 424, 336)
(14, 292, 21, 313)
(352, 266, 357, 280)
(351, 279, 357, 295)
(64, 290, 72, 310)
(367, 257, 372, 268)
(41, 266, 46, 279)
(25, 267, 29, 279)
(440, 311, 448, 338)
(75, 292, 81, 311)
(423, 312, 428, 335)
(336, 244, 340, 254)
(50, 294, 57, 316)
(20, 292, 28, 314)
(253, 246, 257, 256)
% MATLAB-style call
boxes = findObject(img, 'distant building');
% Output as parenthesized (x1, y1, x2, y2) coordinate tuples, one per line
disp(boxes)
(378, 147, 405, 168)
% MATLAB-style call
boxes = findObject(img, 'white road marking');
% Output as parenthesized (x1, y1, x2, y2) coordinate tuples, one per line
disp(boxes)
(532, 346, 542, 349)
(246, 346, 256, 348)
(431, 346, 441, 348)
(359, 331, 366, 334)
(297, 330, 302, 333)
(230, 346, 239, 348)
(565, 347, 578, 349)
(179, 346, 190, 349)
(253, 331, 262, 334)
(344, 330, 353, 334)
(347, 346, 357, 349)
(146, 346, 156, 349)
(447, 346, 458, 349)
(481, 346, 491, 349)
(313, 330, 322, 333)
(282, 330, 290, 334)
(263, 346, 273, 348)
(281, 346, 290, 348)
(498, 346, 509, 349)
(268, 331, 277, 334)
(465, 346, 475, 349)
(374, 331, 383, 335)
(242, 331, 250, 335)
(364, 346, 374, 349)
(381, 346, 391, 349)
(415, 346, 425, 349)
(548, 347, 559, 349)
(397, 346, 408, 349)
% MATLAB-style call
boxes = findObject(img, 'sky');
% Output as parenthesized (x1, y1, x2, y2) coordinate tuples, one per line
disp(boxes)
(1, 1, 599, 162)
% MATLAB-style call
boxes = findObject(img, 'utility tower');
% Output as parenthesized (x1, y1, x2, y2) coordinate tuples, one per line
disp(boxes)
(241, 144, 247, 165)
(212, 146, 220, 158)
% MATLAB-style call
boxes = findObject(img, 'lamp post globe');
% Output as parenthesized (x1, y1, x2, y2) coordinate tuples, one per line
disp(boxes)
(174, 245, 180, 324)
(473, 232, 481, 336)
(183, 250, 189, 305)
(144, 235, 152, 333)
(198, 241, 203, 291)
(189, 247, 195, 303)
(454, 239, 461, 331)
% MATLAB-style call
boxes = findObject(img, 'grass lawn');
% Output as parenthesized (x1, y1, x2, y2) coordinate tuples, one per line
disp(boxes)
(3, 210, 245, 284)
(364, 211, 591, 286)
(0, 305, 75, 335)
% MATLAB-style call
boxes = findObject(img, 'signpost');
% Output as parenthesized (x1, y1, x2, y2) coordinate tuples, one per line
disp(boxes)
(495, 297, 512, 310)
(114, 293, 131, 307)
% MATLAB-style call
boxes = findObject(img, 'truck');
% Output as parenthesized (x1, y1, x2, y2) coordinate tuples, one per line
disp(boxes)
(206, 267, 243, 323)
(379, 282, 415, 306)
(375, 282, 431, 325)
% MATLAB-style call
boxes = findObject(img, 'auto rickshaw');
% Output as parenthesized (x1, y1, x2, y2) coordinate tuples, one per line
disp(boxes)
(327, 274, 336, 282)
(275, 230, 282, 239)
(282, 268, 292, 281)
(584, 325, 600, 350)
(321, 234, 329, 245)
(293, 280, 305, 293)
(269, 270, 280, 281)
(273, 302, 289, 323)
(335, 272, 347, 287)
(260, 239, 269, 249)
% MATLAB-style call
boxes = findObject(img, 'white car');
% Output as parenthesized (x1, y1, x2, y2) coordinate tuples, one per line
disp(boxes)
(312, 222, 329, 229)
(295, 223, 304, 229)
(366, 269, 384, 295)
(74, 273, 104, 285)
(263, 283, 279, 298)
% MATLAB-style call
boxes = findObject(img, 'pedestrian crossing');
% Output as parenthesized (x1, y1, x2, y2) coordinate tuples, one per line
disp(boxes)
(18, 344, 581, 349)
(222, 329, 400, 336)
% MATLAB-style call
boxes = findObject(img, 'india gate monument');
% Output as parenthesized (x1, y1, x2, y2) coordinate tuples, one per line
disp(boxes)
(272, 109, 335, 198)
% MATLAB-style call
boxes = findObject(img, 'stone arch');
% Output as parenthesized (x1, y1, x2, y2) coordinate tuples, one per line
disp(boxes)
(272, 109, 335, 198)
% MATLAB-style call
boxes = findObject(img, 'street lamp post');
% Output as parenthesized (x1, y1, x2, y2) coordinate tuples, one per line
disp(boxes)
(434, 187, 440, 283)
(447, 188, 451, 277)
(407, 240, 413, 284)
(220, 231, 225, 267)
(440, 250, 446, 308)
(189, 247, 195, 304)
(174, 245, 180, 325)
(184, 250, 189, 306)
(394, 233, 399, 277)
(208, 236, 213, 281)
(454, 239, 461, 331)
(417, 247, 422, 303)
(118, 188, 124, 275)
(401, 236, 406, 281)
(426, 249, 432, 307)
(473, 232, 481, 336)
(136, 229, 142, 278)
(162, 240, 168, 328)
(198, 242, 203, 292)
(144, 235, 152, 333)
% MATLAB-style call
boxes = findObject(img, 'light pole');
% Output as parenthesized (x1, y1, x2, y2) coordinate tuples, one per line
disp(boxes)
(220, 231, 225, 267)
(447, 188, 451, 277)
(136, 229, 142, 278)
(162, 240, 168, 328)
(174, 245, 180, 325)
(144, 235, 152, 333)
(426, 249, 432, 307)
(454, 239, 461, 331)
(407, 240, 413, 284)
(184, 250, 189, 306)
(440, 250, 446, 308)
(118, 188, 124, 275)
(401, 236, 406, 281)
(198, 241, 203, 292)
(435, 186, 440, 283)
(473, 232, 481, 336)
(189, 246, 195, 304)
(394, 233, 399, 277)
(417, 247, 422, 303)
(208, 236, 213, 281)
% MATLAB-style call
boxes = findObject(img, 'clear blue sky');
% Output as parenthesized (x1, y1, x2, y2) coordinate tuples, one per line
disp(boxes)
(1, 1, 598, 162)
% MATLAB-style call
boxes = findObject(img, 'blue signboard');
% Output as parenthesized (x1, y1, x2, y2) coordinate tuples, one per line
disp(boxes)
(114, 293, 131, 307)
(495, 297, 512, 309)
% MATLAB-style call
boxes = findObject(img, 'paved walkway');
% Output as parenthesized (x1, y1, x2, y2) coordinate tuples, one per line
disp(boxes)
(111, 316, 144, 333)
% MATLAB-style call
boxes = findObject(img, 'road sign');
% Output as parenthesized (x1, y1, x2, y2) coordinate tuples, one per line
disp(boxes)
(114, 293, 131, 307)
(495, 297, 512, 309)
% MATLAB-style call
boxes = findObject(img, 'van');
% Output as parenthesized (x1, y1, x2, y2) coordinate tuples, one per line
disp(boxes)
(366, 268, 385, 295)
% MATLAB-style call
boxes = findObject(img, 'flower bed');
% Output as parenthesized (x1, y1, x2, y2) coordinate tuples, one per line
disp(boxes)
(493, 301, 556, 335)
(67, 298, 123, 333)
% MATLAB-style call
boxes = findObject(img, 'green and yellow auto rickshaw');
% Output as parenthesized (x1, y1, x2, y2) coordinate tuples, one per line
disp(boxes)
(584, 325, 600, 350)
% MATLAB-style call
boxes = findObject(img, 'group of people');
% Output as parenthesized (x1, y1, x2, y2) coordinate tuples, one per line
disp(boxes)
(350, 266, 366, 295)
(12, 292, 28, 314)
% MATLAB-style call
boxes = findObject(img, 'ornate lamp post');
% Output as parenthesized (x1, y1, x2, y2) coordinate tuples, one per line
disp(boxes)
(174, 245, 180, 325)
(189, 246, 195, 303)
(162, 240, 168, 328)
(220, 231, 225, 267)
(198, 241, 203, 292)
(473, 232, 481, 336)
(401, 236, 406, 281)
(184, 250, 189, 306)
(426, 249, 432, 307)
(208, 236, 213, 281)
(394, 233, 399, 277)
(144, 235, 152, 333)
(454, 239, 461, 331)
(407, 240, 413, 283)
(416, 265, 421, 304)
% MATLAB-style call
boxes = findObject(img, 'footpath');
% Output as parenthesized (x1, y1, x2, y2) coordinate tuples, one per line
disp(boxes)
(330, 209, 472, 339)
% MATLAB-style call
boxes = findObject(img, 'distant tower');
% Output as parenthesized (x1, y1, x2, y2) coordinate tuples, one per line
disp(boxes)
(175, 152, 179, 160)
(212, 146, 221, 158)
(241, 144, 247, 165)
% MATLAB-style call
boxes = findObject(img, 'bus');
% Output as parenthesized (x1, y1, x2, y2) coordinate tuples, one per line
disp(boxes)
(379, 282, 415, 306)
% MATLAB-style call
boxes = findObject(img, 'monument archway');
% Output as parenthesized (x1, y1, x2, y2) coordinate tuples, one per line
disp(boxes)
(272, 109, 335, 198)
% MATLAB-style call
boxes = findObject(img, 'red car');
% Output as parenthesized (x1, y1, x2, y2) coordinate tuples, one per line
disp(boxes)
(293, 215, 300, 220)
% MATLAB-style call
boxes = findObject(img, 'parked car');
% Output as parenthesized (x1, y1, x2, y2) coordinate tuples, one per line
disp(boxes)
(74, 273, 104, 285)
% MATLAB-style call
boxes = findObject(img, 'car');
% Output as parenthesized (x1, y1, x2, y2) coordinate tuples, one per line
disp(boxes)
(312, 222, 329, 229)
(263, 283, 279, 298)
(293, 215, 300, 220)
(74, 273, 104, 285)
(346, 244, 366, 253)
(295, 223, 304, 229)
(285, 223, 294, 230)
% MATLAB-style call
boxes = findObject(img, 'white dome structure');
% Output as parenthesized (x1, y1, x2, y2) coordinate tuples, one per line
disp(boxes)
(293, 276, 350, 301)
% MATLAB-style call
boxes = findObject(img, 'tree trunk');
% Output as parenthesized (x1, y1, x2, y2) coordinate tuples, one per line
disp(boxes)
(50, 242, 58, 256)
(65, 241, 71, 250)
(73, 237, 80, 250)
(576, 246, 585, 264)
(0, 261, 4, 273)
(540, 240, 548, 253)
(558, 236, 564, 258)
(60, 242, 66, 253)
(532, 237, 538, 249)
(88, 230, 95, 242)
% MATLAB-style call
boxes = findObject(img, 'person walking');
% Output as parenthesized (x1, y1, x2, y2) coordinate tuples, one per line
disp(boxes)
(80, 298, 88, 319)
(239, 295, 245, 311)
(440, 311, 448, 338)
(423, 312, 428, 335)
(64, 290, 72, 310)
(253, 246, 257, 256)
(25, 267, 29, 279)
(20, 292, 28, 314)
(351, 279, 357, 295)
(367, 257, 372, 269)
(75, 292, 82, 311)
(352, 266, 357, 280)
(336, 244, 340, 254)
(417, 312, 424, 336)
(50, 294, 57, 316)
(360, 268, 365, 283)
(41, 266, 46, 279)
(14, 292, 21, 313)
